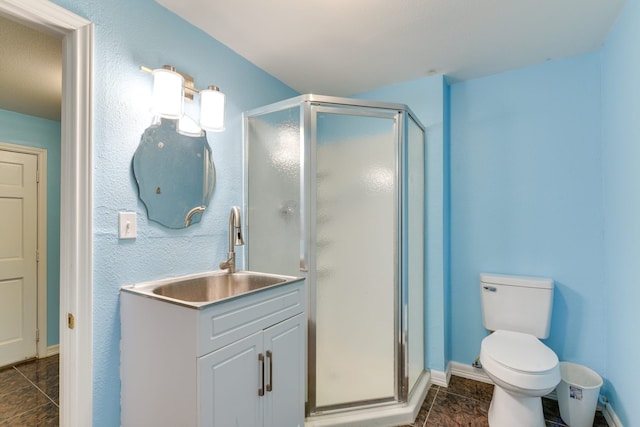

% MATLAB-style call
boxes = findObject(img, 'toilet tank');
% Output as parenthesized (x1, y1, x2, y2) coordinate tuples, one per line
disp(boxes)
(480, 273, 554, 339)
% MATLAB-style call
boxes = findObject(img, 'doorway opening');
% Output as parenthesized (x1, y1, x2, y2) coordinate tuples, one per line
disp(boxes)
(0, 1, 93, 426)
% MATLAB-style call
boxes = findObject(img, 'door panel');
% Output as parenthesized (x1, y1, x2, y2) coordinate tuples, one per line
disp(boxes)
(0, 149, 38, 366)
(313, 108, 397, 408)
(263, 314, 304, 427)
(199, 331, 263, 427)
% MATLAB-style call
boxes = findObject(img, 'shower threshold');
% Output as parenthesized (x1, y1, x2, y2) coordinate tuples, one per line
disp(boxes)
(305, 372, 430, 427)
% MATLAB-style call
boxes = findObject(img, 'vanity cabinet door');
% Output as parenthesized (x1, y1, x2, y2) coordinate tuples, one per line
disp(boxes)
(198, 314, 305, 427)
(263, 314, 305, 427)
(199, 330, 264, 427)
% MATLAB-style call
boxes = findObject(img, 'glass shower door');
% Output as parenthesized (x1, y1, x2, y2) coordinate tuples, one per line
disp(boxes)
(311, 106, 399, 410)
(245, 105, 302, 277)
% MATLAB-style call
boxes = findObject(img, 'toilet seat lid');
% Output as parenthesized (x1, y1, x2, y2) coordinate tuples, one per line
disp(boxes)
(482, 330, 558, 374)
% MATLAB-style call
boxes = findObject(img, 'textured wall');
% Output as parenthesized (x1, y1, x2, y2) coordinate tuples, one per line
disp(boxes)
(601, 0, 640, 423)
(50, 0, 297, 425)
(0, 109, 61, 347)
(37, 0, 639, 424)
(450, 53, 605, 375)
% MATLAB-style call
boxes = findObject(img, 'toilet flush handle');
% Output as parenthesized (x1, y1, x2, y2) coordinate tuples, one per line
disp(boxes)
(483, 286, 497, 292)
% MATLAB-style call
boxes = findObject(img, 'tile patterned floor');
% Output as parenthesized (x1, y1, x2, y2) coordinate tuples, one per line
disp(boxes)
(397, 376, 609, 427)
(0, 364, 610, 427)
(0, 355, 59, 427)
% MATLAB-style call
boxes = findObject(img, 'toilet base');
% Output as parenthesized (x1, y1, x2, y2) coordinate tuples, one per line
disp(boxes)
(488, 385, 545, 427)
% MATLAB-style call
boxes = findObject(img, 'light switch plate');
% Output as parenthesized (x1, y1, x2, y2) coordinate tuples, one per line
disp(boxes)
(119, 212, 137, 239)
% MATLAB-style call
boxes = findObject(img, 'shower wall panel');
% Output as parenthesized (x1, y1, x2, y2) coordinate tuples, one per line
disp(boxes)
(246, 106, 301, 277)
(407, 116, 425, 393)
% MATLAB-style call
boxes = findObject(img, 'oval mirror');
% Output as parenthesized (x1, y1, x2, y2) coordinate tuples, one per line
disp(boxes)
(133, 118, 215, 228)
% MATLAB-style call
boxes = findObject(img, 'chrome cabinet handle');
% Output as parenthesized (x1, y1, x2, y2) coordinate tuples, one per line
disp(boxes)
(258, 353, 265, 396)
(266, 350, 273, 392)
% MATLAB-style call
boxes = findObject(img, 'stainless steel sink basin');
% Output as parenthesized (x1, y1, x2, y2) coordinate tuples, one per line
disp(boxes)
(121, 270, 303, 308)
(152, 271, 286, 302)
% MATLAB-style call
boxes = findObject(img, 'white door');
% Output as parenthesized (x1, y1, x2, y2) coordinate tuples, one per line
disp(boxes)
(0, 149, 38, 367)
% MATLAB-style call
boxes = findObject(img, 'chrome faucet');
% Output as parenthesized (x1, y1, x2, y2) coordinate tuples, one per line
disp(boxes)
(219, 206, 244, 273)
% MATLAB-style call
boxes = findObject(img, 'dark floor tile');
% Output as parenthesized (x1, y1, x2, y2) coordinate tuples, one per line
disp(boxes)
(0, 383, 51, 421)
(593, 410, 609, 427)
(0, 401, 58, 427)
(543, 397, 608, 427)
(425, 389, 490, 427)
(0, 368, 33, 398)
(446, 376, 494, 403)
(15, 355, 59, 404)
(409, 386, 439, 427)
(405, 377, 609, 427)
(542, 398, 566, 425)
(15, 355, 59, 382)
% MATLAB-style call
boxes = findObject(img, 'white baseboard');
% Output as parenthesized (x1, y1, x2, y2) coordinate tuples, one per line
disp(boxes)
(430, 364, 451, 387)
(46, 344, 60, 357)
(449, 361, 492, 384)
(603, 403, 624, 427)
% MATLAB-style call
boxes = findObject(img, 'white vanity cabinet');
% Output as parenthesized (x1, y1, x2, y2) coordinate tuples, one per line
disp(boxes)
(120, 278, 306, 427)
(200, 313, 304, 427)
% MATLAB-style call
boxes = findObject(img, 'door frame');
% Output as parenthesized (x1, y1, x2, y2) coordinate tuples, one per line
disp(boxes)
(0, 1, 93, 426)
(0, 142, 48, 359)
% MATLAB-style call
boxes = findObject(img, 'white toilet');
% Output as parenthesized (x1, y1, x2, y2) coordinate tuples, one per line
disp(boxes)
(479, 273, 561, 427)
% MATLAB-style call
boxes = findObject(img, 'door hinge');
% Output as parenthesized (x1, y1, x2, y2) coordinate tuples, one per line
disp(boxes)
(36, 329, 40, 343)
(36, 250, 40, 263)
(36, 168, 40, 183)
(67, 313, 75, 329)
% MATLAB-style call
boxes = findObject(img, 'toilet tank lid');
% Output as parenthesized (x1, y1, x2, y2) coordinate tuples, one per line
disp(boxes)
(480, 273, 553, 289)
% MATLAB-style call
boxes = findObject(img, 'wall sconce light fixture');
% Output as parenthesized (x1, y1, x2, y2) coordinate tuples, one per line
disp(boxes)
(141, 65, 225, 133)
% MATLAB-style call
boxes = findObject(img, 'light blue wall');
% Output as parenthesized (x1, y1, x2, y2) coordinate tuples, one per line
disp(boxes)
(354, 76, 450, 372)
(449, 52, 606, 378)
(31, 0, 638, 423)
(601, 0, 640, 423)
(50, 0, 297, 425)
(0, 109, 61, 347)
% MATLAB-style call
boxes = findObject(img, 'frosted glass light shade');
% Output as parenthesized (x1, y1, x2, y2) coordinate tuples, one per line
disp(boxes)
(178, 115, 204, 137)
(151, 68, 184, 119)
(200, 86, 225, 131)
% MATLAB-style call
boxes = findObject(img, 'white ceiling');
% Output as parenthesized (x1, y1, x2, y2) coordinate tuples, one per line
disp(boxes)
(0, 1, 627, 120)
(156, 0, 627, 96)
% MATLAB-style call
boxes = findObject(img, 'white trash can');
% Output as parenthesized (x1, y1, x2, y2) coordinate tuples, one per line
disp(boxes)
(557, 362, 603, 427)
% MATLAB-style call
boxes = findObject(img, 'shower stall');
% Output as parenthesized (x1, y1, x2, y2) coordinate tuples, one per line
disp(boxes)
(243, 95, 427, 424)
